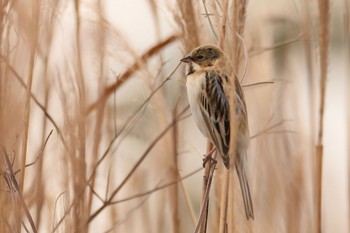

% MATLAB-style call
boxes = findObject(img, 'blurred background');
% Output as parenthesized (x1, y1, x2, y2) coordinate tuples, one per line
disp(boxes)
(0, 0, 348, 232)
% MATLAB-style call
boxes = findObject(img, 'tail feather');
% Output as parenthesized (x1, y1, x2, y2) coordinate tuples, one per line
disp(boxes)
(235, 157, 254, 220)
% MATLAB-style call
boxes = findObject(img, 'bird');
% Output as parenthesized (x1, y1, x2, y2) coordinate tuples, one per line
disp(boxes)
(180, 44, 254, 220)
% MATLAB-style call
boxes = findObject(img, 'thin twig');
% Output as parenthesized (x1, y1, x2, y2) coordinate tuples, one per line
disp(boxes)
(250, 119, 291, 139)
(22, 221, 30, 233)
(108, 62, 182, 155)
(1, 147, 38, 233)
(179, 170, 198, 226)
(193, 155, 217, 233)
(14, 130, 53, 175)
(249, 33, 303, 57)
(316, 0, 330, 232)
(2, 60, 68, 149)
(105, 159, 114, 200)
(242, 81, 274, 88)
(219, 168, 229, 233)
(171, 103, 180, 233)
(87, 106, 190, 223)
(51, 64, 185, 233)
(87, 34, 178, 114)
(88, 62, 182, 188)
(51, 192, 66, 233)
(20, 0, 40, 191)
(236, 32, 248, 84)
(103, 194, 151, 233)
(110, 168, 202, 204)
(88, 183, 105, 203)
(202, 0, 218, 40)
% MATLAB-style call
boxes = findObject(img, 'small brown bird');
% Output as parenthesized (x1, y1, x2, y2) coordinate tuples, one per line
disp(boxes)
(181, 44, 254, 220)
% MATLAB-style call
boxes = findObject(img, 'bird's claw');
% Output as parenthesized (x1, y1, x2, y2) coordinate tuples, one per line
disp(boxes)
(202, 155, 217, 167)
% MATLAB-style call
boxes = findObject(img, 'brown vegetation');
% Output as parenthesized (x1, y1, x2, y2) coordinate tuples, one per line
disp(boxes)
(0, 0, 348, 233)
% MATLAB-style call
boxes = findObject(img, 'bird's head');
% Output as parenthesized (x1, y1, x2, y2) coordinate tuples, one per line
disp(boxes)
(180, 45, 225, 75)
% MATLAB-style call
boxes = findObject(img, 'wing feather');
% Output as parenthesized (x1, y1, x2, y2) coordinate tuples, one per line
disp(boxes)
(198, 71, 249, 168)
(197, 70, 254, 219)
(198, 71, 230, 167)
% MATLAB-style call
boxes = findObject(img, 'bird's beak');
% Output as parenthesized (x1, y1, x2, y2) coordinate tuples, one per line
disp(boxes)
(180, 56, 192, 63)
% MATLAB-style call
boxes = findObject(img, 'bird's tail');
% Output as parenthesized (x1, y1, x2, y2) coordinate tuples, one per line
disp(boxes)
(235, 156, 254, 220)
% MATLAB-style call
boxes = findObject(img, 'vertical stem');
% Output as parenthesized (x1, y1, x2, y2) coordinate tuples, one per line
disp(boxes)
(217, 0, 229, 49)
(199, 142, 214, 233)
(177, 0, 199, 50)
(34, 82, 49, 230)
(219, 169, 229, 233)
(20, 0, 40, 191)
(317, 0, 329, 146)
(227, 172, 235, 233)
(217, 2, 229, 230)
(73, 1, 87, 232)
(315, 145, 323, 233)
(86, 0, 107, 220)
(228, 0, 240, 230)
(194, 152, 216, 233)
(302, 0, 316, 143)
(2, 148, 38, 233)
(344, 0, 350, 231)
(171, 107, 180, 233)
(316, 0, 330, 233)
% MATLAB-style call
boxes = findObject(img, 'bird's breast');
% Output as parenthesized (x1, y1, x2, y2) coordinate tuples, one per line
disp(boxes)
(186, 73, 211, 138)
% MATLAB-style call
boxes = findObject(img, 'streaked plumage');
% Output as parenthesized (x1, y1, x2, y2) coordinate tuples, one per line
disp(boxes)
(181, 45, 254, 220)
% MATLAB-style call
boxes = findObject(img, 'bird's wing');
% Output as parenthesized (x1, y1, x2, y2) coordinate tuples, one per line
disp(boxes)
(198, 71, 231, 168)
(233, 76, 249, 142)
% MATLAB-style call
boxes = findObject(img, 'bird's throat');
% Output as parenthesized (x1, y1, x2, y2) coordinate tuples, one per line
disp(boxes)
(187, 64, 195, 75)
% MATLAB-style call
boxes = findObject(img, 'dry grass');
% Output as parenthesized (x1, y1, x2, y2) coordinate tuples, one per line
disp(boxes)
(0, 0, 348, 233)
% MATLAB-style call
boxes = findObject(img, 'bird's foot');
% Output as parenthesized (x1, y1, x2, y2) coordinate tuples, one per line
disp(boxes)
(202, 147, 217, 167)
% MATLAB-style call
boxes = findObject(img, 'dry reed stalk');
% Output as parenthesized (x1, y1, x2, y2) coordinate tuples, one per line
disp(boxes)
(109, 168, 202, 205)
(219, 168, 229, 233)
(248, 34, 303, 57)
(178, 171, 197, 227)
(52, 64, 182, 231)
(228, 0, 249, 232)
(87, 106, 190, 223)
(83, 64, 182, 196)
(4, 61, 68, 149)
(70, 1, 88, 232)
(86, 1, 107, 223)
(345, 1, 350, 231)
(199, 142, 214, 233)
(301, 1, 322, 232)
(147, 62, 177, 233)
(217, 0, 229, 51)
(212, 170, 222, 232)
(226, 172, 235, 233)
(0, 3, 15, 232)
(34, 1, 59, 227)
(86, 34, 177, 114)
(126, 22, 180, 232)
(34, 83, 49, 230)
(301, 0, 316, 145)
(317, 0, 329, 151)
(315, 145, 323, 233)
(316, 0, 330, 233)
(19, 0, 40, 191)
(202, 0, 218, 40)
(171, 106, 180, 233)
(1, 147, 38, 233)
(2, 0, 341, 232)
(176, 0, 200, 50)
(216, 1, 231, 232)
(194, 152, 217, 233)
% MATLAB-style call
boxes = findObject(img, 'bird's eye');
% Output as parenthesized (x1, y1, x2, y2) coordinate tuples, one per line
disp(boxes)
(197, 55, 204, 60)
